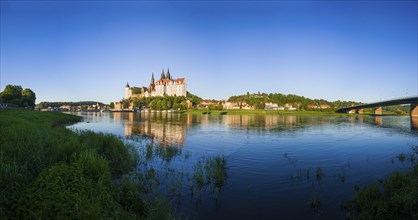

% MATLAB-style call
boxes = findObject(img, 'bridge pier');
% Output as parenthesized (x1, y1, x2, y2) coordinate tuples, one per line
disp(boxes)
(411, 104, 418, 130)
(374, 106, 382, 115)
(348, 109, 355, 114)
(356, 108, 363, 114)
(411, 104, 418, 117)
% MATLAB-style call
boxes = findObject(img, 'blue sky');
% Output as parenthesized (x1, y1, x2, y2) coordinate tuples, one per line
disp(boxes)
(1, 1, 417, 104)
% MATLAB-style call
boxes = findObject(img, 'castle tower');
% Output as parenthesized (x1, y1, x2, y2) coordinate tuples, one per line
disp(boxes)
(166, 68, 171, 80)
(125, 82, 131, 99)
(160, 69, 166, 80)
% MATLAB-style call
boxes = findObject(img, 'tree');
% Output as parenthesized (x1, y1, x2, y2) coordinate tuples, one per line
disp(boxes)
(186, 92, 202, 105)
(21, 89, 36, 108)
(0, 85, 37, 108)
(1, 85, 23, 104)
(123, 100, 130, 109)
(109, 102, 115, 109)
(131, 87, 141, 94)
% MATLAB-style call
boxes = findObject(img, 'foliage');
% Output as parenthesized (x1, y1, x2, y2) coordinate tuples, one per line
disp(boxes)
(0, 85, 36, 108)
(0, 110, 144, 219)
(228, 92, 362, 109)
(131, 87, 142, 94)
(343, 149, 418, 219)
(130, 96, 187, 110)
(208, 104, 223, 111)
(21, 88, 36, 108)
(192, 155, 228, 191)
(186, 91, 203, 105)
(109, 102, 115, 109)
(37, 101, 105, 108)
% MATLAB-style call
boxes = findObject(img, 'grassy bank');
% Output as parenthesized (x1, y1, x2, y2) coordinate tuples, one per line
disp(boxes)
(0, 110, 146, 219)
(343, 148, 418, 219)
(0, 109, 228, 219)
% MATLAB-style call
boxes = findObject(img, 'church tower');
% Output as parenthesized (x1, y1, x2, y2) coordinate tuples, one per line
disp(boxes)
(166, 68, 171, 80)
(160, 69, 166, 80)
(151, 72, 155, 84)
(149, 73, 155, 92)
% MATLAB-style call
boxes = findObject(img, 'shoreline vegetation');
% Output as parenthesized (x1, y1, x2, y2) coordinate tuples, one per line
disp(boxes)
(182, 109, 409, 116)
(0, 109, 228, 219)
(1, 109, 145, 219)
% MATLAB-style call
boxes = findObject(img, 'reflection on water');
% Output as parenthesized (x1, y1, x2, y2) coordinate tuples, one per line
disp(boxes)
(374, 116, 383, 126)
(118, 113, 189, 146)
(411, 117, 418, 130)
(71, 112, 416, 147)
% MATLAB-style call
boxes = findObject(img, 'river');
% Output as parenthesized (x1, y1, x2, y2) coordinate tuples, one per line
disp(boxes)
(69, 112, 417, 219)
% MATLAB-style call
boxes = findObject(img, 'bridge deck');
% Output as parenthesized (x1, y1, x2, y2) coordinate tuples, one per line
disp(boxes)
(337, 96, 418, 113)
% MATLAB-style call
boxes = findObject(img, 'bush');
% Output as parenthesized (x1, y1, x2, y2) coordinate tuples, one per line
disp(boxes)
(16, 163, 118, 219)
(344, 164, 418, 219)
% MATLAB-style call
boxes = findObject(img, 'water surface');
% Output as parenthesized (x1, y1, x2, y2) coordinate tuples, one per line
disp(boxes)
(69, 112, 417, 219)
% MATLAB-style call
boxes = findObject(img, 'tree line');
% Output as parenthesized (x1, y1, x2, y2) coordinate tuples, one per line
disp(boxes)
(228, 92, 362, 110)
(37, 101, 105, 108)
(112, 92, 203, 110)
(0, 85, 36, 108)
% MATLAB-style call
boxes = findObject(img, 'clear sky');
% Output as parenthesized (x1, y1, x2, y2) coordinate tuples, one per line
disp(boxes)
(1, 1, 417, 104)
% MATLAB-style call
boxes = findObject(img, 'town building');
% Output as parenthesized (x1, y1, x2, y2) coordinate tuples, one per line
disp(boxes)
(125, 68, 187, 99)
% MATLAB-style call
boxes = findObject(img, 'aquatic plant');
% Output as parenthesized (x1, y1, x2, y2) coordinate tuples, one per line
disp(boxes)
(283, 152, 298, 167)
(192, 155, 228, 192)
(343, 148, 418, 219)
(309, 194, 322, 213)
(306, 168, 311, 179)
(397, 153, 406, 163)
(142, 143, 182, 164)
(316, 167, 324, 181)
(338, 172, 346, 183)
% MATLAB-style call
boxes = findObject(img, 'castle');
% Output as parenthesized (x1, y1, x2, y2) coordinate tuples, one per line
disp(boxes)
(125, 68, 187, 99)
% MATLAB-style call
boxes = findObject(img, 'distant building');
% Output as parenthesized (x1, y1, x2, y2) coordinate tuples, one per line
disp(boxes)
(319, 104, 331, 109)
(114, 101, 124, 111)
(307, 104, 318, 109)
(125, 68, 187, 99)
(200, 100, 220, 108)
(265, 102, 279, 110)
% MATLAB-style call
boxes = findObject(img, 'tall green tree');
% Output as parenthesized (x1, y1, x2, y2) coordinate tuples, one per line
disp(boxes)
(21, 89, 36, 108)
(0, 85, 23, 105)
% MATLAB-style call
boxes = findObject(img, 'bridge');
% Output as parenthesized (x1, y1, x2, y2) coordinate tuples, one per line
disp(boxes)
(337, 96, 418, 117)
(337, 96, 418, 130)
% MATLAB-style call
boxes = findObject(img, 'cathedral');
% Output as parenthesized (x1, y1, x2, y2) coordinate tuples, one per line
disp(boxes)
(125, 68, 187, 99)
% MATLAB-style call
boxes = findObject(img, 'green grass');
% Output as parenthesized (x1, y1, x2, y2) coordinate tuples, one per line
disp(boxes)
(343, 148, 418, 220)
(192, 155, 228, 192)
(0, 109, 230, 219)
(0, 109, 154, 219)
(309, 193, 322, 213)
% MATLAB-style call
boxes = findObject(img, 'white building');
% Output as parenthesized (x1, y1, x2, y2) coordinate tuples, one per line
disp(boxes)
(125, 68, 187, 99)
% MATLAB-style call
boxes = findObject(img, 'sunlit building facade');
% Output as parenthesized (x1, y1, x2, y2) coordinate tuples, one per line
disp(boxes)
(125, 68, 187, 99)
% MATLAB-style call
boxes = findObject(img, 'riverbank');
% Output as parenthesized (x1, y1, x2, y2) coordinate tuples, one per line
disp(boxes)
(0, 109, 159, 219)
(0, 109, 228, 219)
(184, 109, 407, 116)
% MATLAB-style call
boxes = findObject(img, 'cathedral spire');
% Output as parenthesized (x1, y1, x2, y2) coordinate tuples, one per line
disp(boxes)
(166, 68, 171, 80)
(151, 72, 155, 84)
(125, 82, 130, 88)
(160, 68, 166, 80)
